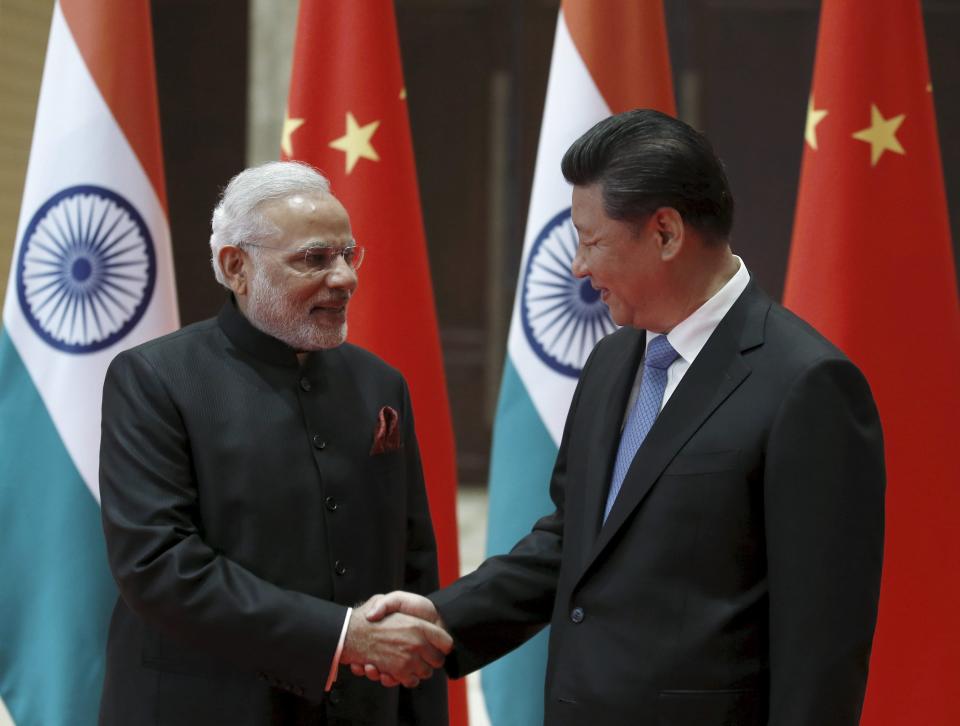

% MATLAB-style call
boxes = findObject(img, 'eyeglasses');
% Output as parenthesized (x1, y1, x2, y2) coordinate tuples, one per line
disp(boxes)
(241, 242, 365, 273)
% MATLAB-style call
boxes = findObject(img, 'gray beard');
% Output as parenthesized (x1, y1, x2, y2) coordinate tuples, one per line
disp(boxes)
(244, 270, 347, 351)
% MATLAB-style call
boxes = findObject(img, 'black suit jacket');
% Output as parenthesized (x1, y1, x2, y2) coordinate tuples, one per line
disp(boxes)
(98, 300, 447, 726)
(433, 282, 884, 726)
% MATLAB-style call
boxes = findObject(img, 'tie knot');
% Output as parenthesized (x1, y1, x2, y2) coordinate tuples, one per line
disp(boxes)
(644, 335, 679, 370)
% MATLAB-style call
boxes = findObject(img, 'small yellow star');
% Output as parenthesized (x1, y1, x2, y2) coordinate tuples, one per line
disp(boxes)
(804, 94, 829, 150)
(328, 112, 380, 174)
(852, 104, 906, 166)
(399, 87, 407, 100)
(281, 108, 305, 158)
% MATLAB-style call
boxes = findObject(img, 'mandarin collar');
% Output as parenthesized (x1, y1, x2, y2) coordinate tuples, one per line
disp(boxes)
(217, 296, 310, 369)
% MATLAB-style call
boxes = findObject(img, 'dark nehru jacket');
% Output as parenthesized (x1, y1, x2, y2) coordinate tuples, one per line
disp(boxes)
(98, 299, 447, 726)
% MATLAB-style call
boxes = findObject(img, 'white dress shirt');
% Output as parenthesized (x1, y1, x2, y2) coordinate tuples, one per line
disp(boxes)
(623, 256, 750, 422)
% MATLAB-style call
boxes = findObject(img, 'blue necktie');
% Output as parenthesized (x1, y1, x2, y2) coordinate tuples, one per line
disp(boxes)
(603, 335, 680, 522)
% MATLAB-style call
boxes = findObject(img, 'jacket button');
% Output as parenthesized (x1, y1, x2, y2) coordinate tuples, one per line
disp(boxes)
(325, 496, 338, 512)
(570, 607, 584, 624)
(334, 560, 347, 576)
(312, 434, 326, 450)
(300, 377, 311, 392)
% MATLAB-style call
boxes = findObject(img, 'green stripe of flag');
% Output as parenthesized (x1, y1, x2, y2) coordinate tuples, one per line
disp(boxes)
(0, 329, 116, 726)
(481, 357, 558, 725)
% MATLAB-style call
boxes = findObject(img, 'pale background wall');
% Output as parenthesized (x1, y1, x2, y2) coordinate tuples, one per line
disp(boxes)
(0, 0, 55, 307)
(247, 0, 297, 166)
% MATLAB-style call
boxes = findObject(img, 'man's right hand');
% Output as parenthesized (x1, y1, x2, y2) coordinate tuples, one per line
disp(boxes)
(348, 591, 447, 687)
(340, 597, 451, 689)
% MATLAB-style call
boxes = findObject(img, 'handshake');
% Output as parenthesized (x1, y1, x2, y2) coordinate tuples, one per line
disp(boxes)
(340, 592, 450, 688)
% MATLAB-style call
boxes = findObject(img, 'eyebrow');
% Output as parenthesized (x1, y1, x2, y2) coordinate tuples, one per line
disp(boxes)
(295, 239, 355, 252)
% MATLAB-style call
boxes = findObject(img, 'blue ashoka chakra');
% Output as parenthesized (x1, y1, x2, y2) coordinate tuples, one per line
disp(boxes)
(520, 207, 616, 378)
(16, 185, 157, 354)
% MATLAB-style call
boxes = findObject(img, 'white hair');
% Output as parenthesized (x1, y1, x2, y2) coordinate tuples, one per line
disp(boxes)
(209, 160, 331, 287)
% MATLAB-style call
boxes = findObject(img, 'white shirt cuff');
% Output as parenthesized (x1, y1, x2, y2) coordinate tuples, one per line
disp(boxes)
(325, 607, 352, 692)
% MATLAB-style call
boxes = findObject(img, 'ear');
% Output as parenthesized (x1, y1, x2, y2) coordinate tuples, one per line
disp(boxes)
(651, 207, 685, 261)
(219, 245, 249, 297)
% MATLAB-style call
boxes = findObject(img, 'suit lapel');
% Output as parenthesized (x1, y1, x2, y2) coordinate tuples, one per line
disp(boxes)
(578, 283, 770, 581)
(580, 329, 646, 550)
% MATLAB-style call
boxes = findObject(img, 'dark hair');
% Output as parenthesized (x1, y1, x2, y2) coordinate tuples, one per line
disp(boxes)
(561, 109, 734, 241)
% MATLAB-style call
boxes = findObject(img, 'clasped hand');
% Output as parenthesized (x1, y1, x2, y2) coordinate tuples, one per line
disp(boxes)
(341, 592, 450, 688)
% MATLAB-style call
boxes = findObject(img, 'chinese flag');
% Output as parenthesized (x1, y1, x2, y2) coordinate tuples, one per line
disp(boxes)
(282, 1, 466, 722)
(784, 2, 960, 724)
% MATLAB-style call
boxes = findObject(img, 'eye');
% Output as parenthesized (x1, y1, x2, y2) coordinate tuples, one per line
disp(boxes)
(303, 248, 333, 268)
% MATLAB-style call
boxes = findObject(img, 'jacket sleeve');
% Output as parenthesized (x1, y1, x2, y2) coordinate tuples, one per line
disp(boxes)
(99, 349, 346, 703)
(397, 381, 449, 725)
(429, 338, 597, 678)
(764, 357, 884, 725)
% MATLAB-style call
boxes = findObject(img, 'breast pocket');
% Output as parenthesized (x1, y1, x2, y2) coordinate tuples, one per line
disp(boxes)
(662, 449, 741, 477)
(656, 447, 763, 579)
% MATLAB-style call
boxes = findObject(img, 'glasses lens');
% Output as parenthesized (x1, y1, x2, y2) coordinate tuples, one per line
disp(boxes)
(303, 248, 333, 270)
(302, 245, 364, 271)
(347, 246, 365, 270)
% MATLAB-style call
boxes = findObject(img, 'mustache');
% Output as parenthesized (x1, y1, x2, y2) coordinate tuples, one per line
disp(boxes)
(314, 293, 351, 306)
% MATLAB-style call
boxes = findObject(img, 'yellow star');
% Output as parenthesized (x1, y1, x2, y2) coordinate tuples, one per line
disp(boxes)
(281, 108, 305, 158)
(804, 94, 829, 150)
(328, 112, 380, 174)
(852, 104, 906, 166)
(399, 87, 407, 100)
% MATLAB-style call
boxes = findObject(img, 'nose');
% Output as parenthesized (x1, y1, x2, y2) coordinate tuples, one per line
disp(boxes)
(325, 254, 358, 291)
(571, 243, 589, 279)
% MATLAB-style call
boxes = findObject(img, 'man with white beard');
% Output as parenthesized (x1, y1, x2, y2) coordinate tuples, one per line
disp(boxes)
(97, 161, 451, 726)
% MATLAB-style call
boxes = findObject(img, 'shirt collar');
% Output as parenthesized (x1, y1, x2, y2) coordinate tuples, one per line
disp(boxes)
(648, 255, 750, 365)
(217, 295, 304, 368)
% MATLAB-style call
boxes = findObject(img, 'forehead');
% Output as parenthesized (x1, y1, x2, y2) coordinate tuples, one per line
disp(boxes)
(571, 183, 608, 231)
(261, 192, 352, 247)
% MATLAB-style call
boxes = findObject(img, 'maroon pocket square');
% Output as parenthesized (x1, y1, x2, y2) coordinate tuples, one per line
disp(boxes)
(370, 405, 401, 455)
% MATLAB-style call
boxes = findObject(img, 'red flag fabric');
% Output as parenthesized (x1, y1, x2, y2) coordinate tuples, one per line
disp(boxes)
(282, 1, 466, 722)
(784, 2, 960, 724)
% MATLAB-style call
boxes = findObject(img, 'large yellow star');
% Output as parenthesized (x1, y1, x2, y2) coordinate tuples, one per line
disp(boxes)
(804, 94, 828, 150)
(281, 108, 305, 158)
(328, 112, 380, 174)
(852, 104, 906, 166)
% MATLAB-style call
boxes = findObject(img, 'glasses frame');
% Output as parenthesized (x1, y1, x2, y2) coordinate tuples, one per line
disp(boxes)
(240, 241, 365, 273)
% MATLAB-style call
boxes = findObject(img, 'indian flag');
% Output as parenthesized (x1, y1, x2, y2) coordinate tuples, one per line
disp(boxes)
(0, 1, 178, 724)
(481, 1, 674, 723)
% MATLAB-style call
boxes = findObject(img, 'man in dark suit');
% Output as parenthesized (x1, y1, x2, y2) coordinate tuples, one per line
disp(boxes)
(361, 110, 885, 725)
(98, 161, 451, 726)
